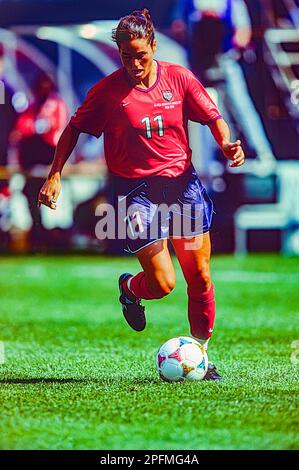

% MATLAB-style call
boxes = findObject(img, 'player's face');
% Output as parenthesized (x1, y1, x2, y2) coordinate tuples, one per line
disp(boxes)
(119, 37, 157, 84)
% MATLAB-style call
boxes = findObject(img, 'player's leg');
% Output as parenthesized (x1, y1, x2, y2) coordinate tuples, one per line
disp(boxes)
(119, 239, 175, 331)
(170, 232, 213, 345)
(170, 232, 222, 380)
(132, 239, 176, 299)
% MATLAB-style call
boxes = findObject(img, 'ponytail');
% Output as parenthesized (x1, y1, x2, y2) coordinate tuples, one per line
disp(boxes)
(112, 8, 155, 47)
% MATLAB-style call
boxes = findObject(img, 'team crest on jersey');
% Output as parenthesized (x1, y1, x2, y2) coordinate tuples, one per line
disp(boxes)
(162, 89, 173, 101)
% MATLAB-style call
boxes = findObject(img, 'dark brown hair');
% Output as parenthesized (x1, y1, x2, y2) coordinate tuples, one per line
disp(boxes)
(112, 8, 155, 48)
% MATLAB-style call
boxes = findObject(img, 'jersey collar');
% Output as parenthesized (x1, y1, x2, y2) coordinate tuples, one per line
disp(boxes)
(124, 60, 161, 93)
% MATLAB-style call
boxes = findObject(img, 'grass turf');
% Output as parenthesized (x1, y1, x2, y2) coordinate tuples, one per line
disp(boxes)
(0, 254, 298, 450)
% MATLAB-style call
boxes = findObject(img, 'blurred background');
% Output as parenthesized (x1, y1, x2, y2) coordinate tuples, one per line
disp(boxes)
(1, 0, 299, 256)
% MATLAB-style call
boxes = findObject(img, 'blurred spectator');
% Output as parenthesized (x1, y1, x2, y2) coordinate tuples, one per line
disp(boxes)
(9, 73, 68, 249)
(10, 73, 68, 169)
(171, 0, 276, 166)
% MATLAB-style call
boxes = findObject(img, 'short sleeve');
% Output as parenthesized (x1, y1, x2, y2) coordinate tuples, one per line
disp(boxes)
(185, 72, 222, 125)
(69, 81, 107, 138)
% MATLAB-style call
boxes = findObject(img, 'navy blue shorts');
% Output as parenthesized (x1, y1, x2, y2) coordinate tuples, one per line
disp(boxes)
(108, 165, 214, 253)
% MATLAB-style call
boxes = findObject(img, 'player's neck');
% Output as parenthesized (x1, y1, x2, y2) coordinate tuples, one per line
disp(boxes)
(135, 60, 158, 90)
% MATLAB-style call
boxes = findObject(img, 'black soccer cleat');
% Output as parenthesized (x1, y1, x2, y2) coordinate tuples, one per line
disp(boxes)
(203, 362, 223, 381)
(119, 273, 146, 332)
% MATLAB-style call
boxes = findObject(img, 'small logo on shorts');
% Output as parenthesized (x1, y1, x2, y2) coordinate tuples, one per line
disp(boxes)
(162, 90, 173, 101)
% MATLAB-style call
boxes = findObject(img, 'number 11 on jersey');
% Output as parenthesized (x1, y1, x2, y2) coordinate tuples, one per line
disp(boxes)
(141, 115, 164, 139)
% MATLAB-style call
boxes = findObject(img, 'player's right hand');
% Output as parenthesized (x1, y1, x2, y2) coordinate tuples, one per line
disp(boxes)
(37, 173, 61, 210)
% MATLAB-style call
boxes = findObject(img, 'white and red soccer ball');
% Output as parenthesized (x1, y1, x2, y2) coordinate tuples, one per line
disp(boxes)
(156, 336, 208, 382)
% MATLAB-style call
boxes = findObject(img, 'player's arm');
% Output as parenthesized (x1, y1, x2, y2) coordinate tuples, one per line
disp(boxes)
(184, 71, 245, 167)
(208, 118, 245, 167)
(38, 124, 80, 209)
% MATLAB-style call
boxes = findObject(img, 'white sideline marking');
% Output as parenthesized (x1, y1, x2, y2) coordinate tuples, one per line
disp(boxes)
(214, 271, 299, 284)
(20, 266, 299, 283)
(22, 266, 46, 278)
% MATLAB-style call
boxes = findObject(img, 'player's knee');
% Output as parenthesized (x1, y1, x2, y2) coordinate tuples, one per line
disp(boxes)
(148, 273, 175, 298)
(188, 263, 211, 293)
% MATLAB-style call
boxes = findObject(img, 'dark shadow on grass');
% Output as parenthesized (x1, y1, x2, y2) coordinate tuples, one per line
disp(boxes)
(0, 377, 160, 385)
(0, 378, 87, 384)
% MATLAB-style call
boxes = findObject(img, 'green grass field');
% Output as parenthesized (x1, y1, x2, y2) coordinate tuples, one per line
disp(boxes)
(0, 254, 298, 450)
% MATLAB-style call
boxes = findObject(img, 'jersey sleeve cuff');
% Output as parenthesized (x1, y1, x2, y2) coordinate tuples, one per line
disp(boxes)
(202, 115, 222, 125)
(69, 121, 101, 138)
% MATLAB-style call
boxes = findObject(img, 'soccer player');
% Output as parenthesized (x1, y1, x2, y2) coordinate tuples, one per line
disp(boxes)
(38, 8, 245, 380)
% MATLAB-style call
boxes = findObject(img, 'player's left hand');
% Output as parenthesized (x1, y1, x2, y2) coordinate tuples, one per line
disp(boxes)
(221, 140, 245, 167)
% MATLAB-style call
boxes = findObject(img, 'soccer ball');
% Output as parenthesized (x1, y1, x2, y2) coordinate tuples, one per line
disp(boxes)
(156, 336, 208, 382)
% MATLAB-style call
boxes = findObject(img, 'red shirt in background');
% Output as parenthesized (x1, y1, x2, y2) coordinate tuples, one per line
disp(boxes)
(15, 92, 68, 147)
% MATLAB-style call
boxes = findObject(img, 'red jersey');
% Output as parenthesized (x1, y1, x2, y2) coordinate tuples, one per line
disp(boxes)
(16, 92, 68, 147)
(70, 61, 221, 178)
